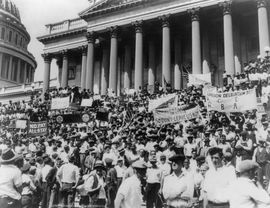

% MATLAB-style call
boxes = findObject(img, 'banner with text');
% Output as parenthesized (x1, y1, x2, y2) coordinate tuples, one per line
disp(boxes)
(153, 106, 200, 125)
(51, 97, 70, 110)
(28, 121, 48, 136)
(81, 98, 93, 107)
(206, 89, 257, 112)
(188, 73, 211, 86)
(149, 93, 178, 112)
(15, 120, 27, 129)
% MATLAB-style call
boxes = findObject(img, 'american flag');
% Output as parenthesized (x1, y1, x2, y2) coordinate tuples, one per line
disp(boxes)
(181, 63, 191, 82)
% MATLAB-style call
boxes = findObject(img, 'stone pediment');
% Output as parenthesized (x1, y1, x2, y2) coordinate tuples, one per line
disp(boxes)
(80, 0, 145, 19)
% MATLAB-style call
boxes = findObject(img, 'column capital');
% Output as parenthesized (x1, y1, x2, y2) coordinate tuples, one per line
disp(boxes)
(188, 8, 200, 21)
(86, 31, 96, 43)
(159, 14, 170, 27)
(132, 20, 143, 33)
(60, 49, 69, 59)
(257, 0, 267, 8)
(41, 53, 52, 63)
(107, 26, 119, 38)
(78, 45, 88, 55)
(219, 1, 232, 15)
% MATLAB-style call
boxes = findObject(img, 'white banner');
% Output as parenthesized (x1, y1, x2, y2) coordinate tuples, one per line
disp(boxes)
(206, 89, 257, 112)
(153, 106, 200, 125)
(93, 95, 101, 100)
(51, 97, 70, 110)
(188, 73, 211, 86)
(15, 120, 27, 129)
(203, 85, 217, 96)
(148, 93, 178, 112)
(81, 98, 93, 107)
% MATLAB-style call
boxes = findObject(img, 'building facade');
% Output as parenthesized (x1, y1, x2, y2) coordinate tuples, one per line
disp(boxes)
(38, 0, 270, 95)
(0, 0, 37, 88)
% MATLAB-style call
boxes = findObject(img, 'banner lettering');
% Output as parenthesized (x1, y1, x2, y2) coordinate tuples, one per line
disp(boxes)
(206, 89, 257, 112)
(28, 121, 48, 136)
(153, 106, 200, 125)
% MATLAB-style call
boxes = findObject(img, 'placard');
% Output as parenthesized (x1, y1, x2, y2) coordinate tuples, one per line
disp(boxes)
(188, 73, 211, 86)
(15, 120, 27, 129)
(28, 121, 48, 136)
(51, 97, 70, 109)
(148, 93, 178, 112)
(81, 98, 93, 107)
(206, 89, 257, 112)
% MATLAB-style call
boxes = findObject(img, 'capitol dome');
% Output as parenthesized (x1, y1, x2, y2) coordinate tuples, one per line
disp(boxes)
(0, 0, 36, 88)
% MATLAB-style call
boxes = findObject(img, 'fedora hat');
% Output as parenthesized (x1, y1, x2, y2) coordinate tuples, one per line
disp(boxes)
(94, 160, 106, 170)
(0, 148, 21, 164)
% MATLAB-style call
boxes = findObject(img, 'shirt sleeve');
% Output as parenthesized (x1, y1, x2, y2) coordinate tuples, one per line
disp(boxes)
(249, 183, 270, 205)
(13, 169, 22, 188)
(84, 176, 94, 192)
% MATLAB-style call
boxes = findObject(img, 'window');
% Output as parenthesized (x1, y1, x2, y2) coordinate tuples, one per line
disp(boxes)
(8, 30, 12, 42)
(68, 66, 76, 80)
(15, 34, 18, 45)
(1, 28, 5, 40)
(20, 37, 22, 46)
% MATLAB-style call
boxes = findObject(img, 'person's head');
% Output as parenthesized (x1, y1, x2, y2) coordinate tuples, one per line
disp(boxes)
(132, 160, 147, 181)
(222, 152, 232, 166)
(0, 148, 21, 166)
(183, 158, 190, 170)
(160, 154, 166, 164)
(117, 158, 123, 167)
(239, 160, 259, 180)
(94, 161, 105, 176)
(199, 163, 209, 177)
(169, 154, 185, 174)
(208, 147, 223, 169)
(68, 156, 75, 164)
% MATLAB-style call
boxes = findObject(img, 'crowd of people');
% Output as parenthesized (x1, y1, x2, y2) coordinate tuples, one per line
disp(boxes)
(1, 56, 270, 208)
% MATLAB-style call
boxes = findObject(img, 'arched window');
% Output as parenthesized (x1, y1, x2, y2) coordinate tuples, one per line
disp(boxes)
(1, 28, 5, 40)
(8, 30, 12, 42)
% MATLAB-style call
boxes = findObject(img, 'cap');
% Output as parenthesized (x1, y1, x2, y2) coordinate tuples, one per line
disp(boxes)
(238, 160, 259, 173)
(132, 160, 147, 169)
(169, 154, 185, 163)
(105, 158, 113, 165)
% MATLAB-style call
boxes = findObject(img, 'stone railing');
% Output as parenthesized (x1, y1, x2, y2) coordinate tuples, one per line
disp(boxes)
(46, 18, 87, 35)
(0, 78, 58, 95)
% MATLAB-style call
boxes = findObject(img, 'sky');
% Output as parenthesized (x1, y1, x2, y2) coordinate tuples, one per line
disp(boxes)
(12, 0, 90, 81)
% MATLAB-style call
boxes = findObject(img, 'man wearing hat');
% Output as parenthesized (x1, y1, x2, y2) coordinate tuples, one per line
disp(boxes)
(227, 160, 270, 208)
(57, 156, 80, 208)
(162, 154, 194, 208)
(145, 155, 162, 208)
(115, 160, 147, 208)
(0, 148, 22, 208)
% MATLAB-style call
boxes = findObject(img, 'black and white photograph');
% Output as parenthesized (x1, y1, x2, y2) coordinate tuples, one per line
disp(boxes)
(1, 0, 270, 208)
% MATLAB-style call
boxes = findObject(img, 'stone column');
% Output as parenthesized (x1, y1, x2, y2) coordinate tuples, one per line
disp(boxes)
(101, 47, 109, 95)
(16, 59, 21, 83)
(85, 32, 95, 91)
(24, 63, 28, 83)
(174, 38, 182, 90)
(61, 50, 68, 88)
(109, 26, 118, 93)
(8, 56, 13, 80)
(188, 8, 202, 74)
(42, 53, 51, 95)
(160, 15, 171, 87)
(148, 40, 155, 86)
(202, 29, 210, 74)
(0, 53, 3, 78)
(133, 20, 143, 91)
(80, 46, 87, 89)
(124, 45, 132, 89)
(257, 0, 270, 57)
(220, 1, 235, 75)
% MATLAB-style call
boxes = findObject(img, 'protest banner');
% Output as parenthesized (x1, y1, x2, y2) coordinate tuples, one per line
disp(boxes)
(51, 97, 70, 109)
(93, 95, 101, 100)
(15, 120, 27, 129)
(153, 106, 200, 125)
(148, 93, 178, 112)
(55, 114, 90, 124)
(203, 85, 216, 96)
(81, 98, 93, 107)
(28, 121, 48, 136)
(188, 73, 211, 86)
(206, 89, 257, 112)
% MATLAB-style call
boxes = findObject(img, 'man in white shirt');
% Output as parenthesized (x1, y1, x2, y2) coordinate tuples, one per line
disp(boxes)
(228, 160, 270, 208)
(115, 160, 147, 208)
(40, 157, 53, 208)
(0, 149, 22, 208)
(57, 156, 80, 208)
(203, 147, 236, 208)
